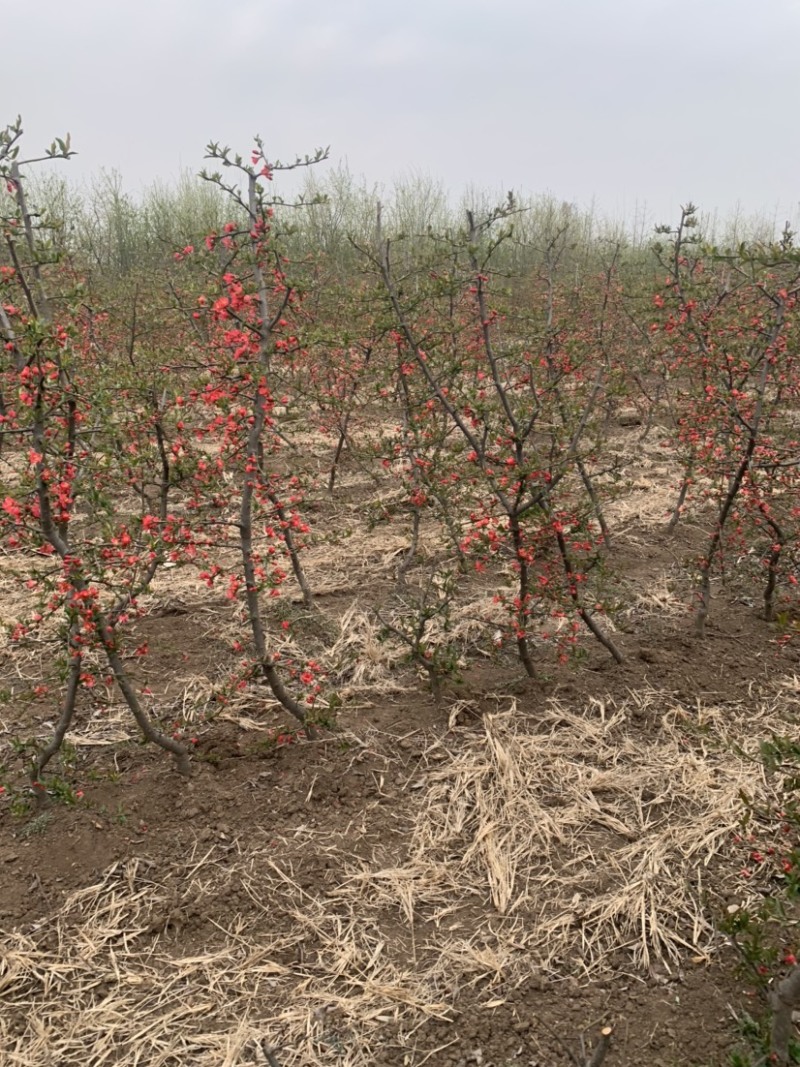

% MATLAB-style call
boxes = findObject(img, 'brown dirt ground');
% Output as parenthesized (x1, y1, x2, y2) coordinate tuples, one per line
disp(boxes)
(2, 428, 800, 1067)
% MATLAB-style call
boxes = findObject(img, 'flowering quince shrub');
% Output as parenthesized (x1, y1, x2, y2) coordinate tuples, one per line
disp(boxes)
(166, 138, 331, 726)
(366, 197, 626, 674)
(649, 206, 800, 637)
(0, 120, 191, 783)
(0, 124, 332, 793)
(285, 268, 480, 696)
(291, 278, 388, 495)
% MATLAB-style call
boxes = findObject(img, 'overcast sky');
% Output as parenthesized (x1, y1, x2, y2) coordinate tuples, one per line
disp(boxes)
(4, 0, 799, 229)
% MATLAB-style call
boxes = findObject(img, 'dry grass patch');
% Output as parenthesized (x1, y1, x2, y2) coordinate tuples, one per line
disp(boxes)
(0, 846, 447, 1067)
(2, 685, 798, 1065)
(344, 690, 789, 978)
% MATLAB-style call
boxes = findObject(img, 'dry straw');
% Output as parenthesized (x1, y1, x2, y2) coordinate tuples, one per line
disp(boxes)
(3, 684, 796, 1065)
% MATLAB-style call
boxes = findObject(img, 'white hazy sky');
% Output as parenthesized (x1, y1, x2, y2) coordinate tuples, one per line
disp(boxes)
(4, 0, 800, 228)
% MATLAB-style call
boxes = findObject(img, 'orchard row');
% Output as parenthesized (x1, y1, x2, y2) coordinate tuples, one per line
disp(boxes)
(1, 119, 799, 779)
